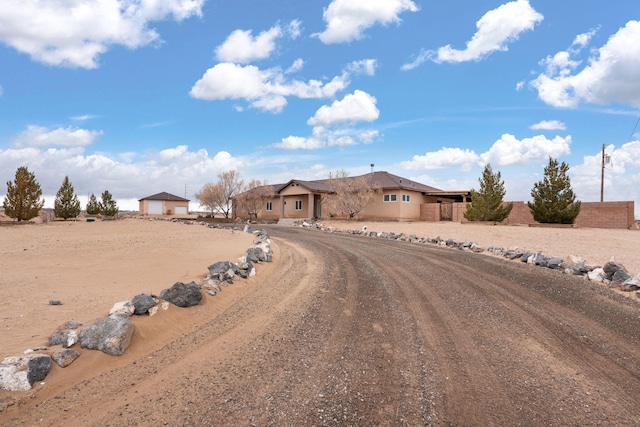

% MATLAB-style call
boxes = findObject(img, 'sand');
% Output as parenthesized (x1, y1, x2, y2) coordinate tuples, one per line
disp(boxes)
(0, 218, 255, 359)
(2, 217, 639, 361)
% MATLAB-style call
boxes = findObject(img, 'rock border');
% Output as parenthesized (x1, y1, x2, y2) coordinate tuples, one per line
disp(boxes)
(292, 220, 640, 296)
(0, 219, 272, 396)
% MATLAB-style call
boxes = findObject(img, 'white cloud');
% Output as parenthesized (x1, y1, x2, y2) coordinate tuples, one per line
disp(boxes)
(530, 120, 566, 131)
(12, 125, 103, 148)
(286, 59, 305, 74)
(346, 59, 378, 76)
(571, 142, 640, 205)
(430, 0, 543, 64)
(0, 143, 244, 210)
(480, 134, 571, 166)
(401, 49, 430, 71)
(273, 136, 325, 150)
(190, 62, 355, 113)
(308, 90, 379, 126)
(401, 147, 480, 171)
(71, 114, 98, 121)
(531, 21, 640, 108)
(215, 21, 301, 64)
(314, 0, 418, 44)
(274, 126, 381, 150)
(0, 0, 204, 68)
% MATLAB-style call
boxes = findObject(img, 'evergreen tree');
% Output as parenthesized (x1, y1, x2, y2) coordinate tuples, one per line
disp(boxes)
(528, 157, 581, 224)
(464, 164, 513, 222)
(86, 193, 100, 215)
(99, 190, 119, 217)
(3, 166, 44, 221)
(54, 176, 81, 220)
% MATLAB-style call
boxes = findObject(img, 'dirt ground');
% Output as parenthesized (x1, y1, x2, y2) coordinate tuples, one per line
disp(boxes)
(2, 221, 640, 425)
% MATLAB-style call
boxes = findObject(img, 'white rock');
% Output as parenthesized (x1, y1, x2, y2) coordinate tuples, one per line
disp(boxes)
(148, 306, 158, 317)
(161, 301, 170, 310)
(588, 268, 606, 282)
(109, 301, 134, 316)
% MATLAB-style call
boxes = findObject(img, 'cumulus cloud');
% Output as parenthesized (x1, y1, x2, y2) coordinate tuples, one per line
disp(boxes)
(273, 90, 381, 150)
(190, 59, 375, 113)
(529, 120, 566, 131)
(12, 125, 103, 148)
(308, 90, 379, 126)
(403, 0, 542, 68)
(0, 143, 243, 210)
(531, 21, 640, 108)
(0, 0, 204, 68)
(400, 147, 480, 171)
(480, 134, 571, 166)
(314, 0, 418, 44)
(215, 20, 301, 64)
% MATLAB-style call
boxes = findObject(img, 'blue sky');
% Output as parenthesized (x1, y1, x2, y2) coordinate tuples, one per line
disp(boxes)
(1, 0, 639, 215)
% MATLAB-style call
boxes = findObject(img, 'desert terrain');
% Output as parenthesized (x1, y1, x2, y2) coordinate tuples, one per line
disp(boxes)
(1, 217, 640, 425)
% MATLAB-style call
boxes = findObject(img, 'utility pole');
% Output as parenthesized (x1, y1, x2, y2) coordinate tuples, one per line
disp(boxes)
(600, 144, 605, 202)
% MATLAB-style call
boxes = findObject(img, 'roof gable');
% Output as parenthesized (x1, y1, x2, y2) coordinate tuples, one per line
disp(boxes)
(139, 192, 189, 202)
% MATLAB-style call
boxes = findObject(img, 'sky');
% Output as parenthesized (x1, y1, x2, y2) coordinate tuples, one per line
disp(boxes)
(1, 0, 639, 216)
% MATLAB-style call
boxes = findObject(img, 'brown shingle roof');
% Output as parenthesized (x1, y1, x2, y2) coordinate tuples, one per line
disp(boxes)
(138, 192, 189, 202)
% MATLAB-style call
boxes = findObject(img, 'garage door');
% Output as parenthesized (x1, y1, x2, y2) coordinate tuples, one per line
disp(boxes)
(148, 200, 163, 214)
(175, 206, 188, 215)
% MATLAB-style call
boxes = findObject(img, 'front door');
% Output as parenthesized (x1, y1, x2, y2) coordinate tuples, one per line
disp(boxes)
(440, 203, 453, 221)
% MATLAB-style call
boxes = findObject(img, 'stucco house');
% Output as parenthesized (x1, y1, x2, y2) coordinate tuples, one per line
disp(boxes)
(138, 192, 190, 215)
(234, 171, 470, 222)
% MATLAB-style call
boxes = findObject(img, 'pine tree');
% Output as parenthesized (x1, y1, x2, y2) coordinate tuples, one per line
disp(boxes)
(3, 166, 45, 221)
(528, 157, 581, 224)
(54, 176, 81, 220)
(86, 193, 100, 215)
(99, 190, 119, 217)
(464, 164, 513, 222)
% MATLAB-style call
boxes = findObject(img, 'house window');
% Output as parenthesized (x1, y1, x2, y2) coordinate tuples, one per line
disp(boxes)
(266, 202, 273, 211)
(295, 200, 303, 210)
(383, 194, 397, 202)
(402, 194, 411, 202)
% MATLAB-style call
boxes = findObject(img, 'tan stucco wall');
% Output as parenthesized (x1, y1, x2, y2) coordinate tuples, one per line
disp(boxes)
(139, 200, 189, 215)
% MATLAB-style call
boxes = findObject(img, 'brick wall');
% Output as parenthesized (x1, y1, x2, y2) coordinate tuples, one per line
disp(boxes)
(421, 201, 636, 229)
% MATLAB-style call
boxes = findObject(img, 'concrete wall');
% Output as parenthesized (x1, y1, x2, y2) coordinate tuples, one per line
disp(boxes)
(421, 201, 635, 229)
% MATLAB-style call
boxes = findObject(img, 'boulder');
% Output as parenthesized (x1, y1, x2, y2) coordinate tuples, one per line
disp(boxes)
(49, 320, 83, 348)
(588, 268, 606, 282)
(79, 313, 135, 356)
(51, 349, 80, 368)
(603, 259, 630, 282)
(131, 293, 157, 315)
(109, 301, 135, 316)
(620, 274, 640, 292)
(160, 281, 202, 307)
(0, 354, 51, 391)
(208, 261, 239, 281)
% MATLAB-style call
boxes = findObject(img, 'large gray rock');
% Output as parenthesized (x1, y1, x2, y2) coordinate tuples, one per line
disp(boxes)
(49, 320, 83, 348)
(79, 313, 135, 356)
(51, 349, 80, 368)
(160, 281, 202, 307)
(0, 354, 51, 391)
(208, 261, 239, 281)
(131, 293, 157, 315)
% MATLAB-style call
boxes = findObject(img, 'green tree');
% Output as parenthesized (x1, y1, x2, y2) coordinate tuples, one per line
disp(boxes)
(99, 190, 119, 217)
(464, 164, 513, 222)
(86, 193, 100, 215)
(528, 157, 581, 224)
(54, 176, 81, 220)
(3, 166, 44, 221)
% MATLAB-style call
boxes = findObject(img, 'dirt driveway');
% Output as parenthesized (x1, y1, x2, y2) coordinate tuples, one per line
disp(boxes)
(3, 225, 640, 425)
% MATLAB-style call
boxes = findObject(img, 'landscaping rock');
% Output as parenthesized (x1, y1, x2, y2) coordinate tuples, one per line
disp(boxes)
(49, 320, 83, 348)
(131, 293, 157, 315)
(0, 354, 51, 391)
(79, 313, 135, 356)
(160, 281, 202, 307)
(109, 301, 135, 316)
(51, 349, 80, 368)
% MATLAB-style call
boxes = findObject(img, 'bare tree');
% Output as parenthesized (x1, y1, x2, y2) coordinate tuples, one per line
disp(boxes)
(195, 182, 224, 217)
(218, 170, 244, 218)
(323, 170, 379, 219)
(236, 180, 275, 219)
(196, 170, 244, 218)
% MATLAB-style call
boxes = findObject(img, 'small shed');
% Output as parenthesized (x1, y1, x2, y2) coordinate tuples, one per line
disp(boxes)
(138, 192, 190, 215)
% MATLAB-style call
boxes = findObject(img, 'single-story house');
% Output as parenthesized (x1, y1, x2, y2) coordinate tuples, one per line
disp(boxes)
(233, 171, 470, 222)
(138, 192, 190, 215)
